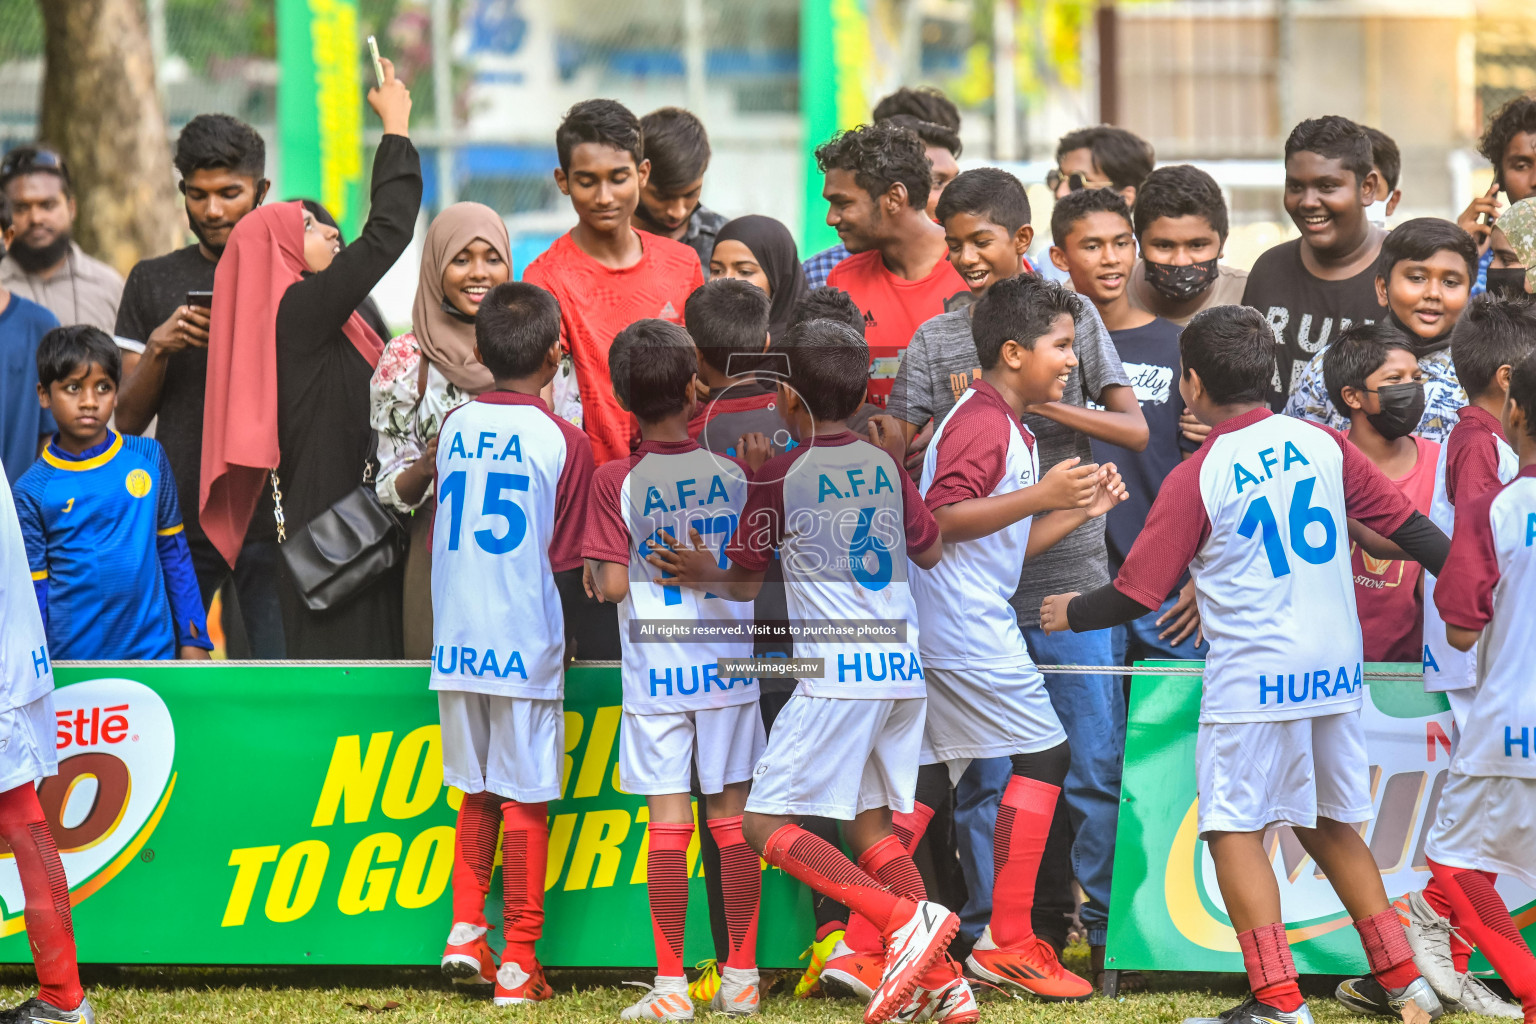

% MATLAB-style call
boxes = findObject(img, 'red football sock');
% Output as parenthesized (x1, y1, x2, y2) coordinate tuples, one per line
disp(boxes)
(1421, 877, 1477, 975)
(844, 809, 933, 955)
(451, 791, 502, 928)
(647, 822, 694, 978)
(890, 802, 935, 854)
(500, 800, 549, 967)
(816, 920, 845, 942)
(0, 785, 81, 1011)
(990, 774, 1058, 949)
(1429, 859, 1536, 1017)
(1356, 907, 1422, 991)
(707, 816, 759, 971)
(763, 825, 914, 939)
(1238, 923, 1303, 1012)
(858, 836, 959, 988)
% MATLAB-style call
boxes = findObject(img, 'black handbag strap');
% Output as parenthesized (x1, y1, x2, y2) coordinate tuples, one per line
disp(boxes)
(273, 431, 384, 544)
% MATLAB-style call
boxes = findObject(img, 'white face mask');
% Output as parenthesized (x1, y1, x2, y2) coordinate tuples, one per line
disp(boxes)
(1365, 200, 1388, 229)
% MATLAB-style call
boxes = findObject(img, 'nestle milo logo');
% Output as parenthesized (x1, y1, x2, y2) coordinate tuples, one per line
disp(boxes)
(0, 679, 176, 934)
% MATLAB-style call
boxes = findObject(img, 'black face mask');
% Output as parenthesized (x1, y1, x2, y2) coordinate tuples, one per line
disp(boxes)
(1364, 381, 1426, 440)
(1485, 267, 1528, 297)
(1144, 257, 1220, 301)
(441, 297, 477, 324)
(1386, 309, 1454, 359)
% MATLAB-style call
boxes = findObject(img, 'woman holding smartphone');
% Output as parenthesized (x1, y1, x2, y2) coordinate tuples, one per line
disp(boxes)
(199, 58, 421, 658)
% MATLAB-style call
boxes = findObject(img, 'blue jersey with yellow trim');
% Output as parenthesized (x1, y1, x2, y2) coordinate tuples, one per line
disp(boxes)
(13, 432, 207, 659)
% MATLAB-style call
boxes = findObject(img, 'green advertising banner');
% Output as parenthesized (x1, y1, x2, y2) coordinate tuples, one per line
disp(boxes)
(799, 0, 871, 254)
(0, 665, 815, 967)
(1107, 663, 1536, 975)
(277, 0, 366, 239)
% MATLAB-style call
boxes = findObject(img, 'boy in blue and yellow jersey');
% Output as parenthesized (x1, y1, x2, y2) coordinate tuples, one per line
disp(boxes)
(14, 326, 210, 660)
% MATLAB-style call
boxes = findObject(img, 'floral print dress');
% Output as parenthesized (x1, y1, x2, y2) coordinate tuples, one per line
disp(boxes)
(369, 331, 472, 512)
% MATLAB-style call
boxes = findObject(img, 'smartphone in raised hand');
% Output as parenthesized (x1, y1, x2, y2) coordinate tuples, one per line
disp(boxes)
(367, 35, 385, 88)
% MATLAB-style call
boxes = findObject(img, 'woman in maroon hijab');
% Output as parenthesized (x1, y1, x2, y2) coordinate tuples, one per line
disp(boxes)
(201, 61, 422, 658)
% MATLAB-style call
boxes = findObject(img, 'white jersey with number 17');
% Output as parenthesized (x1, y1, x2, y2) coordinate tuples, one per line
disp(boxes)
(1114, 410, 1416, 724)
(430, 392, 593, 700)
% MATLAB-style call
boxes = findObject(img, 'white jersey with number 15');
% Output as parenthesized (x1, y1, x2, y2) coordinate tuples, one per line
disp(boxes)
(430, 392, 593, 700)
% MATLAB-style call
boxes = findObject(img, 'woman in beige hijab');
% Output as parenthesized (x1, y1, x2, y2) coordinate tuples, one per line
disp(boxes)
(370, 202, 511, 657)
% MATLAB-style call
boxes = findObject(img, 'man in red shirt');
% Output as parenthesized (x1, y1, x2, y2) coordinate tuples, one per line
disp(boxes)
(820, 123, 968, 409)
(524, 99, 704, 464)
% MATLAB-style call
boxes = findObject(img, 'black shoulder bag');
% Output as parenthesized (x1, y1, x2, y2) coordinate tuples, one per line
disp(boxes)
(272, 439, 407, 612)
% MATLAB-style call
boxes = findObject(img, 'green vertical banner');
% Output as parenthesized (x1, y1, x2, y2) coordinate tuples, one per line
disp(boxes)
(277, 0, 366, 239)
(800, 0, 871, 254)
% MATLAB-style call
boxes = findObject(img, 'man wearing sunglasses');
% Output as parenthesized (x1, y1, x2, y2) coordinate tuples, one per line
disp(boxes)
(0, 147, 122, 335)
(1050, 126, 1154, 205)
(1038, 126, 1155, 286)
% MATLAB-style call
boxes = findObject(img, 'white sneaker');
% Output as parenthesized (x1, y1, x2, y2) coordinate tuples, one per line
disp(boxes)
(865, 901, 959, 1024)
(621, 976, 695, 1021)
(706, 966, 761, 1016)
(1396, 890, 1461, 1005)
(893, 974, 978, 1024)
(1455, 974, 1523, 1019)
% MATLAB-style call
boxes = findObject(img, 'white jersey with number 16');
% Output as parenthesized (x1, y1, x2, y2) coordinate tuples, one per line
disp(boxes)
(1114, 410, 1416, 724)
(430, 392, 593, 700)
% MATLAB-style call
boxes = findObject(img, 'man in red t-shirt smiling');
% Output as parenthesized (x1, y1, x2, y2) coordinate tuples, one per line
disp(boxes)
(820, 123, 968, 409)
(524, 99, 704, 465)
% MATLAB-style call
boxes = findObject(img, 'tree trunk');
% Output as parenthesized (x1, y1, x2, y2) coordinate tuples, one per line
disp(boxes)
(37, 0, 181, 277)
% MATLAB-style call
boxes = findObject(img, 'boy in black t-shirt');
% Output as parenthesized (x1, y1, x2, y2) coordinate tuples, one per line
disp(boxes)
(1242, 116, 1388, 409)
(1050, 188, 1201, 662)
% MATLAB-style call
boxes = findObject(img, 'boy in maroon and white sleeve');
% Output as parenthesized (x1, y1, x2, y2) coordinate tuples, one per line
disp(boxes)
(911, 275, 1126, 1001)
(1410, 293, 1536, 1013)
(647, 318, 973, 1024)
(1039, 306, 1449, 1024)
(582, 320, 764, 1020)
(430, 283, 594, 1007)
(1421, 351, 1536, 1024)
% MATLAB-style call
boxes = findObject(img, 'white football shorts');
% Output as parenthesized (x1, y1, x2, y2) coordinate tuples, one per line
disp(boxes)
(1426, 771, 1536, 889)
(0, 692, 57, 794)
(1196, 711, 1372, 835)
(619, 703, 766, 796)
(439, 691, 563, 803)
(746, 694, 924, 819)
(921, 664, 1066, 766)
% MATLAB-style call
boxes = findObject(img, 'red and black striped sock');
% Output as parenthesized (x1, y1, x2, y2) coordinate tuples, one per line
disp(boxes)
(500, 800, 549, 968)
(0, 784, 81, 1011)
(1428, 859, 1536, 1016)
(763, 825, 913, 938)
(451, 791, 502, 928)
(844, 807, 932, 955)
(647, 822, 695, 978)
(990, 775, 1058, 949)
(707, 816, 759, 971)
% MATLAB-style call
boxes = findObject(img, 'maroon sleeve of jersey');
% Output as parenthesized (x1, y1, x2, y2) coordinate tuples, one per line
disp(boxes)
(549, 421, 595, 571)
(726, 454, 789, 572)
(1433, 485, 1504, 631)
(581, 459, 633, 565)
(1114, 455, 1211, 609)
(1326, 425, 1416, 535)
(900, 467, 941, 554)
(1445, 422, 1502, 508)
(923, 404, 1009, 511)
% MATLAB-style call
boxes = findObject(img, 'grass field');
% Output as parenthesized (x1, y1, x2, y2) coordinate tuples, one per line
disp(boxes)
(0, 947, 1420, 1024)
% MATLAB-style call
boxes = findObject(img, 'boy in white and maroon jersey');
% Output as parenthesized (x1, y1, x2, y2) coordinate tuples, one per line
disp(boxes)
(913, 275, 1125, 1002)
(582, 320, 764, 1020)
(1424, 350, 1536, 1023)
(1040, 306, 1450, 1024)
(431, 283, 593, 1006)
(648, 319, 969, 1024)
(1407, 294, 1536, 1014)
